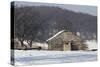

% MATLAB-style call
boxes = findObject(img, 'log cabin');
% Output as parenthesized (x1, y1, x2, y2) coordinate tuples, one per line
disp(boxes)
(46, 30, 87, 51)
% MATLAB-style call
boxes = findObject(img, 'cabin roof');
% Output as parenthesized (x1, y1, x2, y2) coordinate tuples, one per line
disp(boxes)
(46, 30, 65, 41)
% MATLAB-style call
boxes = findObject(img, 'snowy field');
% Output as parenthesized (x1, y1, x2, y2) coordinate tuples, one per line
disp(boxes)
(13, 50, 97, 66)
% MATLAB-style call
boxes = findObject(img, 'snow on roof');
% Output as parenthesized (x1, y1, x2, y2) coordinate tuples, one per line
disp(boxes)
(46, 30, 65, 41)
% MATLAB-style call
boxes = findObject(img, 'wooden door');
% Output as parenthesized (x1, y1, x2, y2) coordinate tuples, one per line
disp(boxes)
(63, 42, 71, 51)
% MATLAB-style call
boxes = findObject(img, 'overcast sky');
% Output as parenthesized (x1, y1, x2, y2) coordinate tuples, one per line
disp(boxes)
(15, 1, 97, 16)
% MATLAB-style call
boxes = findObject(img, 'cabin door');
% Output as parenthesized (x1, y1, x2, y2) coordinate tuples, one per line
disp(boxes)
(63, 42, 71, 51)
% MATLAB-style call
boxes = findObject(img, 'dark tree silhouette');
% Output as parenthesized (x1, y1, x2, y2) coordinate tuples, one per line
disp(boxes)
(14, 7, 40, 47)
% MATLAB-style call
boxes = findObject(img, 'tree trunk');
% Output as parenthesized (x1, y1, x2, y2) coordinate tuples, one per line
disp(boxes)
(29, 41, 32, 47)
(20, 40, 24, 47)
(19, 38, 24, 47)
(27, 40, 32, 47)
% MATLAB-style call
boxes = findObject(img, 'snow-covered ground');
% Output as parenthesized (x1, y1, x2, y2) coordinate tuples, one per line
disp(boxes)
(13, 50, 97, 66)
